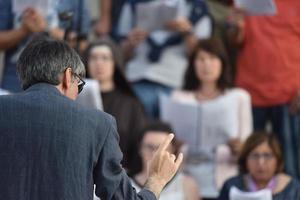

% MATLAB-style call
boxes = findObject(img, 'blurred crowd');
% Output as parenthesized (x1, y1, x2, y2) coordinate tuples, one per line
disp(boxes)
(1, 0, 300, 199)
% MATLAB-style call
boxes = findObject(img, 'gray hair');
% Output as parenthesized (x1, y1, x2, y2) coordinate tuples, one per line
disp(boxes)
(17, 37, 85, 90)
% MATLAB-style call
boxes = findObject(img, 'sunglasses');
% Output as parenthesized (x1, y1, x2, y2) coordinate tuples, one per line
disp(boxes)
(73, 73, 86, 94)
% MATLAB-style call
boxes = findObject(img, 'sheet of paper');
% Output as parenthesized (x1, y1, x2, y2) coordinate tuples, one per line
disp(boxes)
(12, 0, 50, 16)
(234, 0, 277, 15)
(159, 94, 200, 149)
(76, 79, 103, 111)
(229, 186, 273, 200)
(136, 0, 179, 31)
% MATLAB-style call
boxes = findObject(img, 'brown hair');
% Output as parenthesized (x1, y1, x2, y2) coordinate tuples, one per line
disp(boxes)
(238, 131, 284, 174)
(128, 121, 183, 176)
(183, 38, 232, 91)
(83, 38, 137, 98)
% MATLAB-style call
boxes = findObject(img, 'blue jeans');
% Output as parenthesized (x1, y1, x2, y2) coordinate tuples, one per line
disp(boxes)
(253, 105, 299, 178)
(132, 80, 172, 119)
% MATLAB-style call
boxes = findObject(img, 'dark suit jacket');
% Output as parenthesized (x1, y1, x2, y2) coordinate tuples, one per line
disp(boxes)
(0, 83, 156, 200)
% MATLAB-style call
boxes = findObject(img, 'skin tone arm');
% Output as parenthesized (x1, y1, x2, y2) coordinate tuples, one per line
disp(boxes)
(226, 8, 245, 46)
(0, 8, 64, 50)
(165, 17, 199, 55)
(0, 8, 44, 50)
(94, 0, 112, 37)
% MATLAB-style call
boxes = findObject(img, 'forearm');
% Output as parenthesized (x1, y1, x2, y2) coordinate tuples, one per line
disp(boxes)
(100, 0, 111, 22)
(184, 33, 198, 56)
(227, 26, 244, 46)
(49, 27, 65, 40)
(144, 176, 165, 199)
(107, 172, 158, 200)
(0, 27, 29, 50)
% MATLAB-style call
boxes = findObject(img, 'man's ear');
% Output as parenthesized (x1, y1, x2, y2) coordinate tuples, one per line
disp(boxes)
(62, 68, 73, 91)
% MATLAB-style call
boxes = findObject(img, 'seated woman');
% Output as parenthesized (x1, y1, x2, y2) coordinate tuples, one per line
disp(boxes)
(218, 131, 300, 200)
(84, 39, 147, 168)
(167, 38, 253, 198)
(130, 121, 200, 200)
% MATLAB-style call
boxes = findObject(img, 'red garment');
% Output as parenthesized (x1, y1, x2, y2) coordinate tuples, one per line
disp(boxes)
(236, 0, 300, 106)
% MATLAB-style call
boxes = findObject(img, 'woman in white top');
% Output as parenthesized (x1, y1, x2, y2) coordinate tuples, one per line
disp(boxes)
(169, 38, 253, 198)
(130, 121, 200, 200)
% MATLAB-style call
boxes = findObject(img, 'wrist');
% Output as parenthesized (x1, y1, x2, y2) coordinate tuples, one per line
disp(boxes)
(144, 175, 166, 199)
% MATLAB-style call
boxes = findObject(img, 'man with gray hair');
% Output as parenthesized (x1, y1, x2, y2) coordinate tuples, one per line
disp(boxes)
(0, 38, 183, 200)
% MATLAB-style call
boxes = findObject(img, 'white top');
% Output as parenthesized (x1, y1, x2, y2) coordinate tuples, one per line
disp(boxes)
(171, 88, 253, 145)
(161, 88, 253, 198)
(125, 0, 212, 88)
(131, 173, 185, 200)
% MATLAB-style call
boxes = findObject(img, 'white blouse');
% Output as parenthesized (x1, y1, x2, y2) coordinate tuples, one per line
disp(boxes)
(163, 88, 253, 198)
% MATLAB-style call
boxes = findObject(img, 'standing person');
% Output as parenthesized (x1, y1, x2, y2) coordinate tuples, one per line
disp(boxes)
(84, 39, 147, 168)
(228, 0, 300, 177)
(169, 38, 252, 199)
(0, 38, 183, 200)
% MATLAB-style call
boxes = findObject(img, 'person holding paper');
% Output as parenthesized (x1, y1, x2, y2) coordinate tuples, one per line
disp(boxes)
(227, 0, 300, 178)
(98, 0, 213, 118)
(170, 38, 252, 198)
(0, 0, 91, 92)
(218, 132, 300, 200)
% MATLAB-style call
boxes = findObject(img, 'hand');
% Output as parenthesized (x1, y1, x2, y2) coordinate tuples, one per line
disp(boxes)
(227, 138, 243, 156)
(165, 17, 192, 33)
(94, 18, 111, 37)
(21, 8, 47, 33)
(145, 134, 183, 198)
(227, 7, 245, 30)
(289, 90, 300, 114)
(126, 28, 148, 47)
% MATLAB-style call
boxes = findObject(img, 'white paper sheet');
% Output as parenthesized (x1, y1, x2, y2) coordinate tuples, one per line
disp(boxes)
(160, 94, 199, 148)
(76, 79, 103, 111)
(234, 0, 277, 15)
(12, 0, 50, 16)
(136, 0, 180, 31)
(229, 186, 273, 200)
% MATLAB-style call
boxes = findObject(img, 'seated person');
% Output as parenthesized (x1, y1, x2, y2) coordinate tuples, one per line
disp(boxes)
(218, 131, 300, 200)
(130, 121, 200, 200)
(84, 39, 147, 168)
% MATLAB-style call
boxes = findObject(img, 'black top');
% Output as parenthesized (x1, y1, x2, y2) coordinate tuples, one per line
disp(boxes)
(101, 89, 147, 167)
(218, 175, 300, 200)
(0, 83, 155, 200)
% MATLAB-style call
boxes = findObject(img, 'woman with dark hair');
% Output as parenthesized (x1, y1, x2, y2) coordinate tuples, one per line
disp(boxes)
(130, 121, 200, 200)
(84, 39, 147, 167)
(218, 132, 300, 200)
(168, 38, 253, 199)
